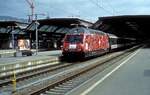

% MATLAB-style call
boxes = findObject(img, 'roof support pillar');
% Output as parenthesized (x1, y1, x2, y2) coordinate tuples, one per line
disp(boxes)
(11, 26, 15, 49)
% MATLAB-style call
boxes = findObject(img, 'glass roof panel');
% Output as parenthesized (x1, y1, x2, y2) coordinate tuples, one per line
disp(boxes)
(46, 26, 58, 32)
(56, 27, 70, 33)
(28, 23, 36, 31)
(61, 28, 70, 33)
(39, 25, 49, 31)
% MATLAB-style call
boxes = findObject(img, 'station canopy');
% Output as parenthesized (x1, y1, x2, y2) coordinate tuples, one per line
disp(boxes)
(0, 21, 28, 34)
(26, 18, 93, 35)
(92, 15, 150, 40)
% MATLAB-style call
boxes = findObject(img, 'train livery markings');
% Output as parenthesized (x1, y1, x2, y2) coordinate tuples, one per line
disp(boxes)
(62, 27, 136, 58)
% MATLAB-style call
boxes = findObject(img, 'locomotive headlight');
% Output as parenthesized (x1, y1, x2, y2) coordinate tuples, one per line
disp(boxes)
(85, 43, 88, 50)
(69, 44, 77, 49)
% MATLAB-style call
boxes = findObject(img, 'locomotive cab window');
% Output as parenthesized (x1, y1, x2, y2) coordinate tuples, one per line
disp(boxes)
(65, 35, 83, 43)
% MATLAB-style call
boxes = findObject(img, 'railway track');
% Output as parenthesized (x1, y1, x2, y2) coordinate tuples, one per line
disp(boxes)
(0, 46, 141, 95)
(0, 63, 74, 87)
(10, 46, 140, 95)
(29, 51, 133, 95)
(0, 59, 58, 77)
(0, 58, 93, 94)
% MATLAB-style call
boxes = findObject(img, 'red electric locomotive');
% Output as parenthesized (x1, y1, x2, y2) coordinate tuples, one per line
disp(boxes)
(62, 27, 110, 58)
(62, 27, 136, 59)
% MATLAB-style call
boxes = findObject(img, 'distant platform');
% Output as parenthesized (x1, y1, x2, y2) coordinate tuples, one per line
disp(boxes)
(0, 50, 62, 65)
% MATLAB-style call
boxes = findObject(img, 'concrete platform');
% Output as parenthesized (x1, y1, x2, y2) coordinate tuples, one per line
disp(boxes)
(0, 50, 61, 64)
(67, 45, 150, 95)
(0, 50, 62, 72)
(0, 49, 16, 58)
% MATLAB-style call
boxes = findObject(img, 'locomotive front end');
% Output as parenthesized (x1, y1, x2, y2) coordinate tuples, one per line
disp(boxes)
(62, 34, 85, 58)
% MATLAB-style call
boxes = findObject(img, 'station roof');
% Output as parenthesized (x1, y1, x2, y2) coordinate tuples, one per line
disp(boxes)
(26, 18, 93, 34)
(37, 18, 93, 27)
(0, 21, 28, 34)
(93, 15, 150, 39)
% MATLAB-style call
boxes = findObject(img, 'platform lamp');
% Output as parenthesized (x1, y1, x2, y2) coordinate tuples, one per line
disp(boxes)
(11, 26, 15, 50)
(34, 13, 45, 55)
(35, 15, 40, 55)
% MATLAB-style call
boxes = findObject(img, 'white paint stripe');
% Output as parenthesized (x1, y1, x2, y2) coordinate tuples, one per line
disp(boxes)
(80, 49, 141, 95)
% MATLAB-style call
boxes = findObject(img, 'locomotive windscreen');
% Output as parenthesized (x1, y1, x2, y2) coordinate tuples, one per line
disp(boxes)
(69, 27, 90, 34)
(65, 35, 83, 43)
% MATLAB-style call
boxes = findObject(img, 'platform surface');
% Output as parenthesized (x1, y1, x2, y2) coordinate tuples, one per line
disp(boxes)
(68, 45, 150, 95)
(0, 50, 62, 65)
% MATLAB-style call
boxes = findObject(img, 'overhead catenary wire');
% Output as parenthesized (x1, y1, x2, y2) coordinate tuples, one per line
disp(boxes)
(101, 0, 118, 15)
(48, 2, 96, 22)
(88, 0, 114, 15)
(25, 0, 35, 21)
(48, 6, 80, 18)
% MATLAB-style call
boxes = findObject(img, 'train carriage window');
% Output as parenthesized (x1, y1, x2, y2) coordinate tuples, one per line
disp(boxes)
(69, 27, 90, 34)
(109, 38, 117, 45)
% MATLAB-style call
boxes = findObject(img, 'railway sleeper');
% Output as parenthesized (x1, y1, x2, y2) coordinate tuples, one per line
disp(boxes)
(48, 89, 66, 93)
(55, 86, 71, 89)
(52, 88, 70, 93)
(57, 84, 74, 88)
(40, 94, 47, 95)
(64, 82, 81, 86)
(45, 91, 65, 95)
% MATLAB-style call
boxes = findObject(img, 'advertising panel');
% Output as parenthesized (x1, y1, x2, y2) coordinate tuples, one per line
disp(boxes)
(18, 39, 30, 50)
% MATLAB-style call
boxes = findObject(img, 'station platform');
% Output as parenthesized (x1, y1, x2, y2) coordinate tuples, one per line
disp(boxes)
(0, 49, 16, 58)
(0, 50, 62, 64)
(0, 50, 62, 71)
(67, 45, 150, 95)
(0, 49, 48, 58)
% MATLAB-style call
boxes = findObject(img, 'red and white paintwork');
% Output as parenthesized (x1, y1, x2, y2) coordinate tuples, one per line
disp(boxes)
(62, 27, 110, 58)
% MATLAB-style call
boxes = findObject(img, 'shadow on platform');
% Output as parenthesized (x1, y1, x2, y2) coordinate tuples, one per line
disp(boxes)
(142, 43, 150, 49)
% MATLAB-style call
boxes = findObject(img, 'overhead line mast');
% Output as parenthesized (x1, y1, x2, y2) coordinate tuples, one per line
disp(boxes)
(26, 0, 35, 22)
